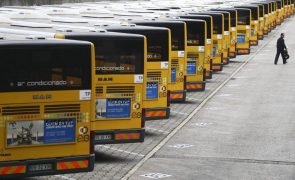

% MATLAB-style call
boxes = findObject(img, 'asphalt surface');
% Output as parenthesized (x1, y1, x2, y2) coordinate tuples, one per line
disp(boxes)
(26, 15, 295, 180)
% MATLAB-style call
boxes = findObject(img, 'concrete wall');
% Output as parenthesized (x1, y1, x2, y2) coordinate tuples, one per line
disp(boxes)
(0, 0, 112, 6)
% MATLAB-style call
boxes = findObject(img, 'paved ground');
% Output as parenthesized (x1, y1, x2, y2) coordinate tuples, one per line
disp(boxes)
(26, 15, 294, 180)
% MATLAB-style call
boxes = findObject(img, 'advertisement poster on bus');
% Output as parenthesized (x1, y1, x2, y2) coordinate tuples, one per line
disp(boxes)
(237, 35, 245, 44)
(171, 68, 176, 82)
(96, 98, 131, 118)
(6, 119, 76, 147)
(187, 61, 196, 75)
(146, 82, 158, 99)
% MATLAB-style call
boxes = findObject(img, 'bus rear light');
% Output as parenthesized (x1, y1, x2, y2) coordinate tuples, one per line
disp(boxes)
(114, 133, 141, 141)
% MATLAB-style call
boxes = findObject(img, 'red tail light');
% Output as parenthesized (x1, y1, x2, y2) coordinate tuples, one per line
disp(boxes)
(167, 90, 171, 107)
(90, 131, 95, 154)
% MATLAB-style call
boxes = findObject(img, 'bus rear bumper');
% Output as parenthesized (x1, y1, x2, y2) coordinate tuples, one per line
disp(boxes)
(0, 155, 94, 179)
(94, 129, 145, 144)
(205, 70, 213, 79)
(258, 34, 264, 40)
(212, 63, 223, 71)
(237, 48, 251, 55)
(223, 57, 230, 65)
(250, 40, 259, 46)
(143, 107, 170, 120)
(228, 52, 236, 58)
(263, 30, 269, 35)
(170, 90, 187, 103)
(186, 81, 206, 92)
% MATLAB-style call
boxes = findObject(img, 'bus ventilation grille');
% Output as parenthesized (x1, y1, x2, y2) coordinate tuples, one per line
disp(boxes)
(171, 59, 179, 68)
(106, 86, 135, 94)
(44, 104, 80, 113)
(147, 71, 162, 78)
(96, 86, 103, 94)
(2, 106, 40, 115)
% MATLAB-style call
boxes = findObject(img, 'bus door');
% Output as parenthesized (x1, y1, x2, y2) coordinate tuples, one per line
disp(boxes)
(179, 15, 214, 79)
(235, 6, 259, 46)
(190, 13, 224, 71)
(106, 26, 171, 121)
(0, 39, 95, 178)
(61, 32, 146, 144)
(208, 11, 231, 64)
(235, 8, 251, 55)
(177, 19, 207, 92)
(132, 21, 187, 102)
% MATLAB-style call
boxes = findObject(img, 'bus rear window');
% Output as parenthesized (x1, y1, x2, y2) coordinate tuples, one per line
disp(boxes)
(277, 1, 282, 9)
(223, 13, 229, 31)
(171, 24, 185, 51)
(230, 11, 237, 27)
(237, 10, 251, 25)
(94, 39, 144, 74)
(259, 6, 264, 17)
(0, 45, 91, 92)
(213, 16, 223, 34)
(187, 22, 205, 46)
(264, 4, 269, 14)
(251, 8, 258, 20)
(146, 31, 169, 62)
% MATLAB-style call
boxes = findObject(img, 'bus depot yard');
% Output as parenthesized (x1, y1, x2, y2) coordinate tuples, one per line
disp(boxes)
(0, 0, 294, 179)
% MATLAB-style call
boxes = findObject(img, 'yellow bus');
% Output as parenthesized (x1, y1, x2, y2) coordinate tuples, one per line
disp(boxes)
(210, 9, 238, 59)
(235, 5, 259, 46)
(62, 32, 147, 143)
(179, 15, 214, 79)
(176, 18, 207, 91)
(262, 2, 272, 34)
(270, 1, 277, 29)
(251, 3, 266, 40)
(235, 8, 251, 55)
(131, 20, 187, 102)
(0, 21, 147, 144)
(208, 11, 231, 64)
(0, 38, 94, 178)
(276, 0, 284, 25)
(106, 25, 171, 120)
(191, 12, 224, 71)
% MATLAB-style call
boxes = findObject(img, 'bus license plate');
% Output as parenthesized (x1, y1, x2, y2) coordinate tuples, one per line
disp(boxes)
(95, 134, 112, 141)
(28, 163, 53, 172)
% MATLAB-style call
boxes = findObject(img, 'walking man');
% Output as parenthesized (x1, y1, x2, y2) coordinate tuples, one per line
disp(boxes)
(274, 33, 287, 65)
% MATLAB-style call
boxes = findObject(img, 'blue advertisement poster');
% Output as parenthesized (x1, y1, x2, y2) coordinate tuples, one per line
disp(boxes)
(251, 28, 255, 36)
(44, 119, 76, 144)
(171, 68, 176, 83)
(187, 61, 196, 75)
(213, 47, 217, 57)
(146, 82, 158, 99)
(106, 98, 131, 118)
(237, 35, 245, 44)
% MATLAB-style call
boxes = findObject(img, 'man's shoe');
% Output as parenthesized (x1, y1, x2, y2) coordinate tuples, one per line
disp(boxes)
(274, 63, 277, 65)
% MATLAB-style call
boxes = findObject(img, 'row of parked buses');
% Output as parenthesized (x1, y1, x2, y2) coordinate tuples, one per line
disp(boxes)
(0, 0, 294, 178)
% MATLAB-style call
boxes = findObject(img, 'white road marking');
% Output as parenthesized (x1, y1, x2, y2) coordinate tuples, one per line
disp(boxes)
(226, 84, 241, 87)
(216, 94, 232, 97)
(168, 144, 194, 149)
(54, 175, 76, 180)
(140, 172, 172, 179)
(195, 122, 213, 127)
(145, 127, 169, 134)
(97, 145, 145, 157)
(122, 20, 286, 180)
